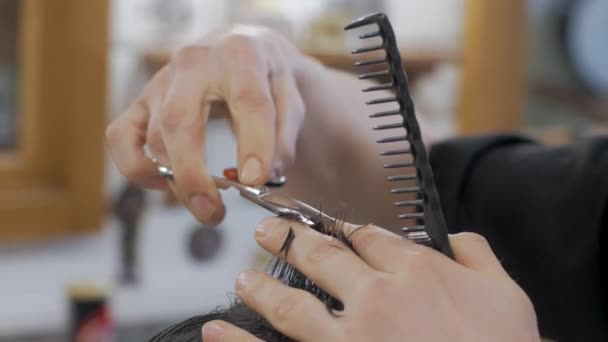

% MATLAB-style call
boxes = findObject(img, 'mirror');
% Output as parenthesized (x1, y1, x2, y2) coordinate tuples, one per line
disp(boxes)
(0, 0, 19, 150)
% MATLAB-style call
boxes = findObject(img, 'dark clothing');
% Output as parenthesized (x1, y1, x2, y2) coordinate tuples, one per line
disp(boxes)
(430, 135, 608, 341)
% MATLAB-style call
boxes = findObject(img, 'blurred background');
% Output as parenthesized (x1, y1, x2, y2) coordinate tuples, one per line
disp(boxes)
(0, 0, 606, 340)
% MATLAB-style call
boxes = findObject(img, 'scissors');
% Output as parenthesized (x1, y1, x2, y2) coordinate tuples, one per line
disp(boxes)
(155, 162, 335, 227)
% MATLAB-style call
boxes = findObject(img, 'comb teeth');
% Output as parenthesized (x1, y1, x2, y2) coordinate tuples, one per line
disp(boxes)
(402, 225, 426, 232)
(363, 82, 393, 92)
(376, 135, 407, 144)
(399, 212, 424, 220)
(403, 230, 432, 245)
(380, 148, 410, 156)
(387, 174, 416, 181)
(358, 69, 391, 80)
(346, 12, 453, 258)
(366, 96, 397, 105)
(344, 12, 388, 30)
(369, 109, 401, 118)
(394, 199, 423, 207)
(359, 30, 381, 39)
(351, 45, 384, 54)
(391, 186, 421, 194)
(355, 58, 386, 67)
(384, 162, 414, 169)
(373, 122, 403, 131)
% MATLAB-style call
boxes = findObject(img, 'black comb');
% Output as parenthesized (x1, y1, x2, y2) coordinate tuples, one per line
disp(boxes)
(345, 13, 454, 258)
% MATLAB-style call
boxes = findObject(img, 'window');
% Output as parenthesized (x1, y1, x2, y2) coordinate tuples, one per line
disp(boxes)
(0, 0, 108, 241)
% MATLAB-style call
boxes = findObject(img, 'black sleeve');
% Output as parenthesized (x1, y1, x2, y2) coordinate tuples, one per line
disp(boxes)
(430, 135, 608, 342)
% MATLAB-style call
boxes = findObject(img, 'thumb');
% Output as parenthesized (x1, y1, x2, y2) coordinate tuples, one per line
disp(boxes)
(449, 232, 510, 280)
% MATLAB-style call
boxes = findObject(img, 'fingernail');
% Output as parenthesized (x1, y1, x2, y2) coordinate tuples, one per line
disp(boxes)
(235, 271, 253, 292)
(254, 225, 267, 239)
(202, 322, 224, 340)
(240, 157, 262, 184)
(190, 194, 216, 222)
(256, 217, 281, 239)
(254, 222, 270, 239)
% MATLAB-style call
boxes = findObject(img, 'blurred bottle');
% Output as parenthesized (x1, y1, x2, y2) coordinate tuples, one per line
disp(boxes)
(68, 284, 113, 342)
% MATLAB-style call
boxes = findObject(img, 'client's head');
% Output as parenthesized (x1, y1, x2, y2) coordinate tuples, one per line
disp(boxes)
(149, 218, 353, 342)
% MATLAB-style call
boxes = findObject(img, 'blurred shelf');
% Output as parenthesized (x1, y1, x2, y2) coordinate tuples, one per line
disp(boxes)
(144, 47, 461, 81)
(532, 80, 608, 121)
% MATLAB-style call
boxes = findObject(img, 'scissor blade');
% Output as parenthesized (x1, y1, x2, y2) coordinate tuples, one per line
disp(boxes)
(213, 177, 283, 215)
(213, 177, 334, 225)
(213, 177, 262, 196)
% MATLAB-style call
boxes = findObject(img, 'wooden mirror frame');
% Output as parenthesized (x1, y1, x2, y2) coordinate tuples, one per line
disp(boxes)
(0, 0, 108, 241)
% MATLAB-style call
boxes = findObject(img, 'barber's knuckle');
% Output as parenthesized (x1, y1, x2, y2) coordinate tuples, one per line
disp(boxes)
(223, 34, 262, 60)
(105, 120, 123, 145)
(174, 45, 209, 69)
(349, 226, 382, 251)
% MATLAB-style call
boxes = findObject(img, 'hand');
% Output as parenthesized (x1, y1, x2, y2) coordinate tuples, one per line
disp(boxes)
(201, 218, 540, 341)
(106, 26, 308, 224)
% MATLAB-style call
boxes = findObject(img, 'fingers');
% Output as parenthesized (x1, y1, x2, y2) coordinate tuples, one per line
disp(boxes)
(235, 271, 336, 341)
(201, 320, 263, 342)
(159, 46, 225, 224)
(345, 222, 438, 273)
(107, 66, 171, 190)
(255, 217, 374, 300)
(269, 69, 305, 172)
(106, 101, 167, 190)
(219, 37, 276, 185)
(450, 232, 509, 280)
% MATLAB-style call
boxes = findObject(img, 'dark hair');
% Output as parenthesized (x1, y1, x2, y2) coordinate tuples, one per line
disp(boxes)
(149, 218, 357, 342)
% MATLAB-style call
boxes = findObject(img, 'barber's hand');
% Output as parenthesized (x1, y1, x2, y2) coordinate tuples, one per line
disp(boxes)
(106, 26, 307, 224)
(202, 218, 541, 341)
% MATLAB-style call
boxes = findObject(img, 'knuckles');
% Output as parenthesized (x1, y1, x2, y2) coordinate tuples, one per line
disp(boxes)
(219, 33, 265, 65)
(104, 119, 124, 146)
(145, 129, 164, 155)
(105, 116, 148, 180)
(171, 166, 207, 194)
(173, 45, 210, 71)
(348, 225, 384, 252)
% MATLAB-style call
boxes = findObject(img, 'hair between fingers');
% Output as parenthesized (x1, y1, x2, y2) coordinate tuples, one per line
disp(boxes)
(150, 213, 365, 341)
